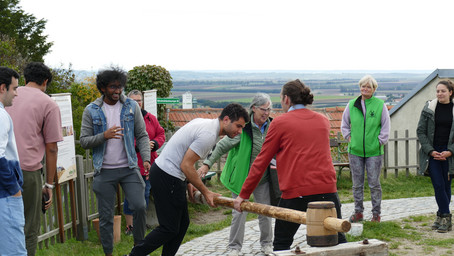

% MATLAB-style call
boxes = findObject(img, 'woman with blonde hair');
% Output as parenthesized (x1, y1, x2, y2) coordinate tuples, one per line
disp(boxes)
(341, 75, 390, 223)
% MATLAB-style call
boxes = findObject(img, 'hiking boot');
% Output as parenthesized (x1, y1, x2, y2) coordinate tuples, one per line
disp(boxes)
(125, 225, 133, 236)
(349, 212, 363, 223)
(437, 213, 452, 233)
(432, 212, 441, 230)
(371, 213, 381, 222)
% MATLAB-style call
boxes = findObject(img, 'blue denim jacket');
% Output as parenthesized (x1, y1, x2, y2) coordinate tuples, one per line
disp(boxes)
(80, 95, 151, 175)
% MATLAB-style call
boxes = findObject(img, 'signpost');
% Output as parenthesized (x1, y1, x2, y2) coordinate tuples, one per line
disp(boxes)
(157, 98, 179, 104)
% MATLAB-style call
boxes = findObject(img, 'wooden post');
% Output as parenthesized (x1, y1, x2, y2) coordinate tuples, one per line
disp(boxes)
(405, 129, 410, 177)
(69, 179, 78, 239)
(394, 130, 398, 178)
(383, 143, 388, 179)
(116, 184, 122, 215)
(55, 181, 65, 243)
(75, 155, 88, 241)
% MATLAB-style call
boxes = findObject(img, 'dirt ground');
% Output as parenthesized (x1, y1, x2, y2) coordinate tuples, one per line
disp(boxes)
(191, 209, 228, 225)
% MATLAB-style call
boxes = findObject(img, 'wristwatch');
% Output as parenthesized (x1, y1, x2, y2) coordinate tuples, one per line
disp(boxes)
(44, 183, 55, 189)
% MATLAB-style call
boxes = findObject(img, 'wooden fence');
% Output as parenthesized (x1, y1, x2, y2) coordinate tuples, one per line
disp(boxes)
(331, 130, 420, 178)
(37, 150, 126, 249)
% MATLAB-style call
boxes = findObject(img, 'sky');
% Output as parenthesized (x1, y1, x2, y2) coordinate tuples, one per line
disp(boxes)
(18, 0, 454, 72)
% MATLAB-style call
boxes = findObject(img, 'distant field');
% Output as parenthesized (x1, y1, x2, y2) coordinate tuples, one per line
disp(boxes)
(169, 71, 425, 108)
(172, 90, 357, 108)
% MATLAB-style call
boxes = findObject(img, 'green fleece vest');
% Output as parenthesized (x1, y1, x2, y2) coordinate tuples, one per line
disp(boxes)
(348, 96, 384, 157)
(220, 128, 252, 195)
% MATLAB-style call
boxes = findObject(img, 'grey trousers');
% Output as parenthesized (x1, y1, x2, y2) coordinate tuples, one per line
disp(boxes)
(348, 154, 383, 215)
(230, 182, 273, 251)
(93, 167, 147, 254)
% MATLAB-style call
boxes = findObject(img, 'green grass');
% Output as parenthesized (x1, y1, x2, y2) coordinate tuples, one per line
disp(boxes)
(37, 172, 439, 255)
(336, 170, 434, 203)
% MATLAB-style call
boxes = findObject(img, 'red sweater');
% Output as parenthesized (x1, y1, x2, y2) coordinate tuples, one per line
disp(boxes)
(239, 108, 337, 200)
(137, 111, 166, 175)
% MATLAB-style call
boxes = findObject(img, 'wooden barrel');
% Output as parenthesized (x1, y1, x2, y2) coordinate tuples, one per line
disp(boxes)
(306, 201, 338, 247)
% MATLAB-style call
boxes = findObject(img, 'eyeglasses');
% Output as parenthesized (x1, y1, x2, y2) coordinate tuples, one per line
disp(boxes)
(257, 107, 272, 113)
(108, 85, 123, 90)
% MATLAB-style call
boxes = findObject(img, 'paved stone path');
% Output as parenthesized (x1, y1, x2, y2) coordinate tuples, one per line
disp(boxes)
(176, 196, 446, 256)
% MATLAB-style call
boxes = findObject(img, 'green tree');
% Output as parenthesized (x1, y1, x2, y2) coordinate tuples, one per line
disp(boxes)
(126, 65, 174, 131)
(0, 0, 52, 63)
(46, 64, 76, 94)
(0, 34, 27, 71)
(69, 77, 100, 155)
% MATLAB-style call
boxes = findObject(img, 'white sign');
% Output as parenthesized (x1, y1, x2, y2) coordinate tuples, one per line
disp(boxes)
(51, 93, 77, 184)
(144, 89, 158, 118)
(182, 92, 192, 109)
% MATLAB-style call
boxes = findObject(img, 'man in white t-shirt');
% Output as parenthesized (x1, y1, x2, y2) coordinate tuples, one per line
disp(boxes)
(126, 103, 249, 256)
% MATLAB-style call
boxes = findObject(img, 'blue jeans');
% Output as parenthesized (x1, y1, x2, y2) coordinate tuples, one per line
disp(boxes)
(429, 145, 452, 214)
(0, 195, 27, 255)
(124, 175, 151, 215)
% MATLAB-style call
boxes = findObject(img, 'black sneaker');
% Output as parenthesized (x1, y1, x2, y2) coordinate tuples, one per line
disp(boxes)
(125, 225, 133, 236)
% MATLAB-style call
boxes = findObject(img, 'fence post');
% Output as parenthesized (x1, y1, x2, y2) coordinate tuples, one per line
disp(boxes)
(75, 155, 88, 241)
(405, 130, 410, 177)
(383, 143, 388, 179)
(394, 130, 398, 178)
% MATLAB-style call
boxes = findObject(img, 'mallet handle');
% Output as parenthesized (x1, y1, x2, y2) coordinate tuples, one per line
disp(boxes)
(191, 192, 350, 232)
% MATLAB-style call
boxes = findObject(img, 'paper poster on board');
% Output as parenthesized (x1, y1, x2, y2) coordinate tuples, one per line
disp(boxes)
(51, 93, 77, 183)
(144, 89, 158, 118)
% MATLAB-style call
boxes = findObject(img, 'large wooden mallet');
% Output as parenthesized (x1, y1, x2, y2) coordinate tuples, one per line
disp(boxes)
(191, 191, 351, 246)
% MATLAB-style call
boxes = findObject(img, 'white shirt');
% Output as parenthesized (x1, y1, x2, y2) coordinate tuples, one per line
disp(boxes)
(155, 118, 220, 180)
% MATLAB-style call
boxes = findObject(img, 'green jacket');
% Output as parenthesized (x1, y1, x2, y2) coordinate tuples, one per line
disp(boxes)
(348, 96, 384, 157)
(203, 116, 272, 194)
(416, 99, 454, 175)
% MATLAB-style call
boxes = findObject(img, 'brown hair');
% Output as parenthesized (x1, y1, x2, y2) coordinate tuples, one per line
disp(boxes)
(282, 79, 314, 105)
(437, 80, 454, 100)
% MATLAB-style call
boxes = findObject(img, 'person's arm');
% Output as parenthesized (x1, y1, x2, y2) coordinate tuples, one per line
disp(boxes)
(340, 102, 351, 141)
(134, 104, 151, 171)
(150, 114, 166, 152)
(197, 135, 240, 177)
(181, 148, 220, 207)
(43, 142, 58, 209)
(79, 107, 107, 149)
(378, 104, 390, 145)
(416, 104, 435, 156)
(234, 121, 279, 212)
(0, 117, 21, 195)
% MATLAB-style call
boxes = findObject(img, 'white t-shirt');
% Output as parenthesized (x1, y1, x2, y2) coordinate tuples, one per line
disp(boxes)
(155, 118, 220, 180)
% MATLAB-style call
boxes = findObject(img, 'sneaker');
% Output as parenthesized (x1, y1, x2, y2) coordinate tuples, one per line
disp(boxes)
(227, 248, 240, 256)
(349, 212, 363, 223)
(261, 245, 273, 255)
(125, 225, 133, 236)
(371, 213, 381, 222)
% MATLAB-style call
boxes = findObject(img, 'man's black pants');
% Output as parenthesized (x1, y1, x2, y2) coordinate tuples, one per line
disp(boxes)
(130, 163, 189, 256)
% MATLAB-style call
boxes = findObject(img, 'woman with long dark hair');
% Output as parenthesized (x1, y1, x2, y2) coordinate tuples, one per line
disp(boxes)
(417, 80, 454, 233)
